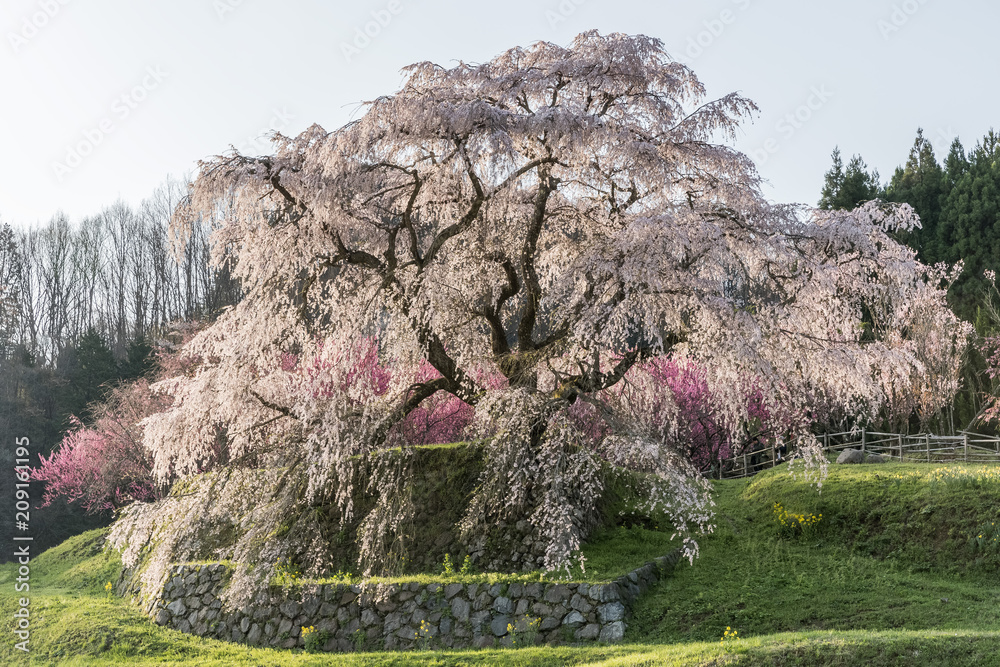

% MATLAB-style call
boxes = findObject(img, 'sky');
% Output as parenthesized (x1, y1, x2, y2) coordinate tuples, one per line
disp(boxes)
(0, 0, 995, 227)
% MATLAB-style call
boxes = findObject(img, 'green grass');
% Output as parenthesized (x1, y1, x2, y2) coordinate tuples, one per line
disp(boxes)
(629, 468, 1000, 644)
(6, 461, 1000, 665)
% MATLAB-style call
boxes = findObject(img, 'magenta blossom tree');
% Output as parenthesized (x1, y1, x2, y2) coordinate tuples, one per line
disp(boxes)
(34, 380, 168, 513)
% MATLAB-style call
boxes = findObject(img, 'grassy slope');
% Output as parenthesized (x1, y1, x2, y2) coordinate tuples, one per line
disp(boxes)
(5, 461, 1000, 665)
(630, 464, 1000, 643)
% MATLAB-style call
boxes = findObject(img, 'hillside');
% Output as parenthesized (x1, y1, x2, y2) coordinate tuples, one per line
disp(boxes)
(4, 461, 1000, 665)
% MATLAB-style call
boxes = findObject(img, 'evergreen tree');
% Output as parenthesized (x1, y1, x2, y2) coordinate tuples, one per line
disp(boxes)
(819, 147, 882, 210)
(943, 138, 970, 190)
(120, 336, 155, 381)
(886, 129, 945, 263)
(57, 328, 119, 423)
(818, 148, 845, 209)
(938, 130, 1000, 320)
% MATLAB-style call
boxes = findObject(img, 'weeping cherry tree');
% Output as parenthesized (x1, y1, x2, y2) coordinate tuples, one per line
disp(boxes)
(110, 31, 968, 600)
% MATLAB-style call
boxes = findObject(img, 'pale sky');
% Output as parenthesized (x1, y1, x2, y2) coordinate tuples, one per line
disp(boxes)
(0, 0, 994, 227)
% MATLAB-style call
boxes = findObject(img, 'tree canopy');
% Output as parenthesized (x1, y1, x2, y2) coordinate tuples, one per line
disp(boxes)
(119, 32, 967, 594)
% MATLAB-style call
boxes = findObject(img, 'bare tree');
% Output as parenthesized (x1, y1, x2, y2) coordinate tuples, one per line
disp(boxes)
(0, 223, 21, 359)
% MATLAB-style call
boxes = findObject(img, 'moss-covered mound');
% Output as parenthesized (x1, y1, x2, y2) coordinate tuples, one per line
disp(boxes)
(111, 442, 658, 599)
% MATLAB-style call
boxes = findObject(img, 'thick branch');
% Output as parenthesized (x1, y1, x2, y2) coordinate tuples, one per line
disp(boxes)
(470, 254, 520, 356)
(249, 389, 296, 419)
(517, 168, 559, 350)
(422, 142, 486, 267)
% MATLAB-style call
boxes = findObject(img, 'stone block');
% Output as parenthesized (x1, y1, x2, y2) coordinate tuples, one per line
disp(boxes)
(532, 602, 552, 616)
(361, 608, 379, 627)
(539, 615, 561, 631)
(544, 584, 571, 604)
(451, 598, 470, 623)
(598, 601, 626, 623)
(375, 598, 397, 613)
(490, 615, 511, 637)
(570, 594, 593, 614)
(470, 610, 490, 632)
(384, 611, 403, 634)
(302, 596, 321, 616)
(493, 596, 513, 614)
(473, 591, 492, 611)
(599, 620, 626, 642)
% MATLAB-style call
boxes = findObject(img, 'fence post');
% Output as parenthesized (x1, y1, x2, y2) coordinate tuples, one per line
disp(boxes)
(964, 433, 968, 462)
(897, 433, 903, 461)
(770, 441, 775, 469)
(743, 450, 748, 478)
(925, 434, 930, 463)
(861, 428, 866, 453)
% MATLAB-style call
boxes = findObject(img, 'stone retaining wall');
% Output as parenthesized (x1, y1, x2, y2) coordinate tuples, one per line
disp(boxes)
(132, 550, 679, 651)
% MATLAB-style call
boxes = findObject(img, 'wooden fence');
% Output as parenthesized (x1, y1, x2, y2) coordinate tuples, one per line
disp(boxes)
(716, 429, 1000, 479)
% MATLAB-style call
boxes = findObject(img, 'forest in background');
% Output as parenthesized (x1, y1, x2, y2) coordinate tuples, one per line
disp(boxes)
(0, 176, 241, 559)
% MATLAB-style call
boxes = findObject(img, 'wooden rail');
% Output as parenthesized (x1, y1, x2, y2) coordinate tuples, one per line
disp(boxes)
(715, 429, 1000, 479)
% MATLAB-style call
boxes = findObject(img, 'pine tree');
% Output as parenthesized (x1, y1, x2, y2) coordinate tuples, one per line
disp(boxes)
(943, 138, 970, 190)
(938, 130, 1000, 319)
(886, 129, 945, 263)
(119, 337, 154, 381)
(57, 328, 120, 423)
(818, 147, 845, 210)
(819, 148, 881, 210)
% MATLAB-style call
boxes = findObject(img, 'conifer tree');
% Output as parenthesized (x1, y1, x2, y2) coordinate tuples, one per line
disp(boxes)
(819, 148, 881, 210)
(886, 129, 945, 263)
